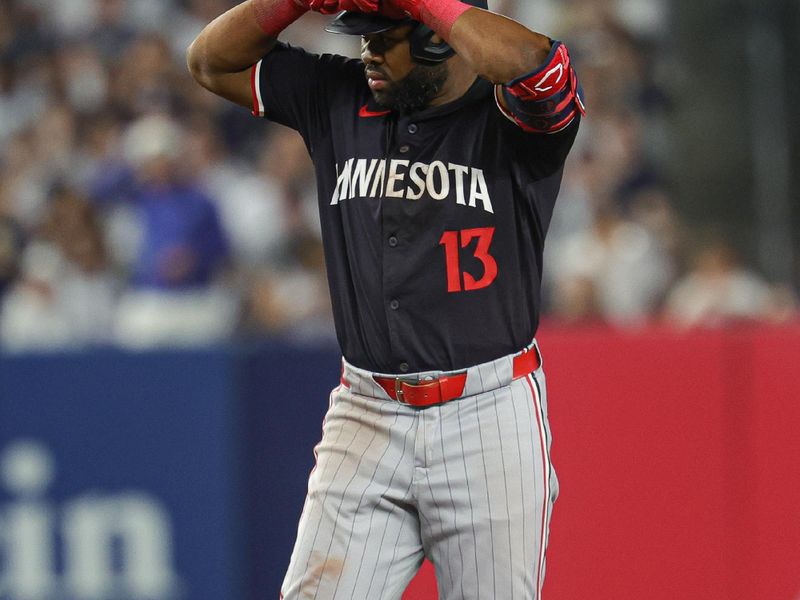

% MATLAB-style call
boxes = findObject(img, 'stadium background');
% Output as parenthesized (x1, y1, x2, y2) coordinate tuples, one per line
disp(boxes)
(1, 0, 799, 599)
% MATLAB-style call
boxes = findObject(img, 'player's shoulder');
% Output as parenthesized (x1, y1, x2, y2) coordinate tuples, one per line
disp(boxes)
(264, 42, 364, 82)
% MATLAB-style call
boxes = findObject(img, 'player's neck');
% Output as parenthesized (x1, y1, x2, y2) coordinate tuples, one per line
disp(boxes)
(428, 59, 478, 108)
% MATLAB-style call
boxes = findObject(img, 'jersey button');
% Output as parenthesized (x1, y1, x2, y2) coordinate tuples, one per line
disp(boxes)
(399, 362, 409, 373)
(390, 299, 400, 310)
(399, 144, 410, 154)
(407, 123, 418, 134)
(388, 236, 398, 247)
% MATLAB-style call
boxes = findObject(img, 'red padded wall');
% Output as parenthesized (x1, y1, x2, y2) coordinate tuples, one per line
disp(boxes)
(402, 324, 800, 600)
(541, 327, 732, 600)
(750, 327, 800, 600)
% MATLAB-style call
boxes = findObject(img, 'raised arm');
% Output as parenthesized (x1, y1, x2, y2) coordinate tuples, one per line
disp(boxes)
(186, 0, 307, 107)
(449, 10, 556, 83)
(382, 0, 551, 83)
(380, 0, 584, 134)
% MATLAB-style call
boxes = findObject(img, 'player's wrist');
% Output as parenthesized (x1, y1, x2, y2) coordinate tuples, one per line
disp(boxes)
(417, 0, 472, 38)
(252, 0, 309, 37)
(385, 0, 471, 38)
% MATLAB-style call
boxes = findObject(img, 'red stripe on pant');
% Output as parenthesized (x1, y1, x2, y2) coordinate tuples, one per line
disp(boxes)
(525, 374, 550, 600)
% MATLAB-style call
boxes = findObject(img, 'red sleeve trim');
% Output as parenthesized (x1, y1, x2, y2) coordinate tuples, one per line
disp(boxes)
(497, 42, 585, 134)
(251, 60, 265, 117)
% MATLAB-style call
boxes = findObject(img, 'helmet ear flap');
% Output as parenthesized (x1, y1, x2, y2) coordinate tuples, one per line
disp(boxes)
(409, 24, 455, 64)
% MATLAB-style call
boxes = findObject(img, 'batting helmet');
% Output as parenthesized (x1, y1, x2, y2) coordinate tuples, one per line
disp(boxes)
(325, 0, 488, 65)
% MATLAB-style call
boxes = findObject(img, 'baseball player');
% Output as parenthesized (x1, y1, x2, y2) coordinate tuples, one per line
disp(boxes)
(188, 0, 583, 597)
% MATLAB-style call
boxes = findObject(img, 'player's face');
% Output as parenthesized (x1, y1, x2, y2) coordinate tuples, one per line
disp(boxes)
(361, 26, 416, 91)
(361, 26, 449, 112)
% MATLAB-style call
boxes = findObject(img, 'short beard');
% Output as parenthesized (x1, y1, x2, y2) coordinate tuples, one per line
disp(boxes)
(372, 62, 449, 113)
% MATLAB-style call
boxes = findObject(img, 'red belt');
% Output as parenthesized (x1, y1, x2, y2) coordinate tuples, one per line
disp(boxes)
(371, 347, 541, 408)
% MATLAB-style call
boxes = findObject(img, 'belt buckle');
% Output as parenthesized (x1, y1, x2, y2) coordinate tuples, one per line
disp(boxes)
(394, 376, 418, 404)
(394, 375, 441, 405)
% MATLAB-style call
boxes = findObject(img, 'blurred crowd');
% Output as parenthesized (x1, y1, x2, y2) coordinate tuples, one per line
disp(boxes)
(0, 0, 795, 352)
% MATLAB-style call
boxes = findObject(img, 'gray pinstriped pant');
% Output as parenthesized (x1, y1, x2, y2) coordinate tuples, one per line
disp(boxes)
(281, 343, 557, 600)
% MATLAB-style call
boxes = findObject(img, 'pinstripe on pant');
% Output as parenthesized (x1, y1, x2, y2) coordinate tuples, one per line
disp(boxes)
(280, 343, 558, 600)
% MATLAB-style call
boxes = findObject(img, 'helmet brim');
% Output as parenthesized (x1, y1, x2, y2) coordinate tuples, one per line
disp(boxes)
(325, 11, 412, 35)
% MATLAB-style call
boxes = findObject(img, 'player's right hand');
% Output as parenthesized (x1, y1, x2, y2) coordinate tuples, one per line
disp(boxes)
(308, 0, 379, 13)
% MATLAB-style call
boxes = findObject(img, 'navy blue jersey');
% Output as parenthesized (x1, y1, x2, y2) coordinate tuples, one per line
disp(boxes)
(252, 43, 580, 373)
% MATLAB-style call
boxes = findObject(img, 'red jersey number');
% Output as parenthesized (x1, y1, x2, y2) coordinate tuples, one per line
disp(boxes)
(439, 227, 498, 293)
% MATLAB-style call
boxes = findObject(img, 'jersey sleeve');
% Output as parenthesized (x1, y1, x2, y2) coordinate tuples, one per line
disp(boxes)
(495, 41, 585, 135)
(250, 43, 363, 139)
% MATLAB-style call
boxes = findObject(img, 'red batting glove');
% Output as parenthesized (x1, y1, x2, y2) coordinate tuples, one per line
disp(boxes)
(381, 0, 470, 37)
(308, 0, 338, 14)
(309, 0, 378, 13)
(348, 0, 380, 11)
(379, 0, 422, 20)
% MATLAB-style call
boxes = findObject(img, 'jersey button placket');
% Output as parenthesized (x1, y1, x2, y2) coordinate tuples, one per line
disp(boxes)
(384, 125, 415, 379)
(407, 123, 418, 134)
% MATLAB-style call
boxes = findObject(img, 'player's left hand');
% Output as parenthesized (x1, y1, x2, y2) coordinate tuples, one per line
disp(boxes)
(308, 0, 339, 14)
(349, 0, 380, 11)
(378, 0, 423, 21)
(309, 0, 379, 13)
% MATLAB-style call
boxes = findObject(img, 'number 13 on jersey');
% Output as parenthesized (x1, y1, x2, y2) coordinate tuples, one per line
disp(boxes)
(439, 227, 498, 293)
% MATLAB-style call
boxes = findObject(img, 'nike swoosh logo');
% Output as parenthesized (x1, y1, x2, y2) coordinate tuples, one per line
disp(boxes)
(359, 104, 391, 118)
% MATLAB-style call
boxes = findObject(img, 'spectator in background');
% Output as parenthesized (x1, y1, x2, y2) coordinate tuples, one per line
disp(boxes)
(87, 0, 136, 61)
(0, 240, 73, 350)
(627, 185, 685, 261)
(182, 120, 294, 269)
(664, 235, 791, 328)
(241, 232, 334, 342)
(112, 34, 178, 116)
(57, 41, 110, 116)
(42, 186, 119, 344)
(0, 214, 24, 299)
(548, 275, 604, 326)
(0, 186, 118, 350)
(547, 205, 674, 326)
(109, 113, 236, 348)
